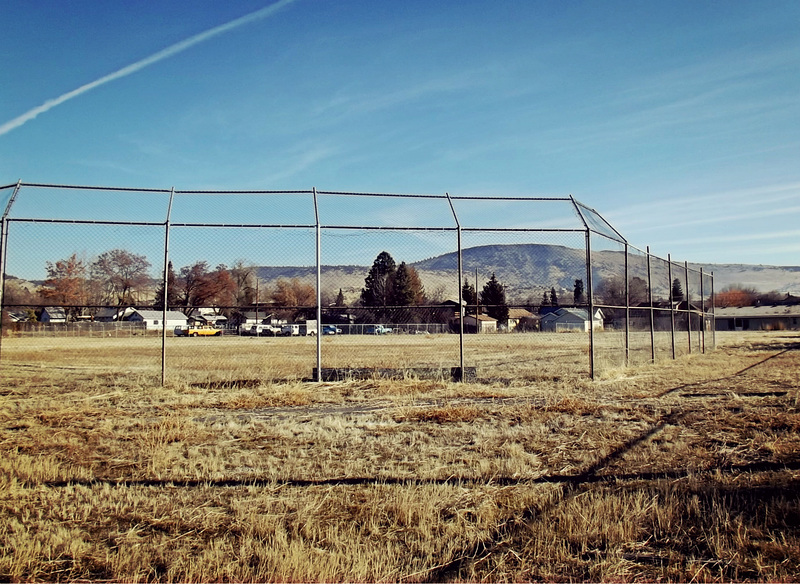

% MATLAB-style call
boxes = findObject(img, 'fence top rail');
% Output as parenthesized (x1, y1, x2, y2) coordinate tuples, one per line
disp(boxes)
(451, 195, 573, 201)
(318, 190, 446, 199)
(21, 182, 173, 193)
(175, 189, 314, 195)
(14, 183, 585, 202)
(173, 222, 316, 229)
(7, 217, 166, 227)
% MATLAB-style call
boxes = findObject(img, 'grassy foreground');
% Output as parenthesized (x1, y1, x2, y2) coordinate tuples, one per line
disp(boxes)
(0, 331, 798, 581)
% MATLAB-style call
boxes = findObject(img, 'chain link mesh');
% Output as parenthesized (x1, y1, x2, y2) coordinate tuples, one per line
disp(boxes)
(0, 183, 714, 384)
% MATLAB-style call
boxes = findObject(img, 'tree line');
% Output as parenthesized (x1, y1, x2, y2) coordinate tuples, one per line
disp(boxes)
(5, 250, 321, 320)
(8, 249, 789, 323)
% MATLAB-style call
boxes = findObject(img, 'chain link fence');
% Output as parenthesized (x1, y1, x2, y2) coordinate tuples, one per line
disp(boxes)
(0, 182, 714, 385)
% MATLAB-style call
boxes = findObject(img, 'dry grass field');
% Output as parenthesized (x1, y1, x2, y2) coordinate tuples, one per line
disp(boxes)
(0, 331, 798, 581)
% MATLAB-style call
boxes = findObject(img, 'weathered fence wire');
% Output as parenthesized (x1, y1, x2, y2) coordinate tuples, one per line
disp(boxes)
(0, 182, 714, 384)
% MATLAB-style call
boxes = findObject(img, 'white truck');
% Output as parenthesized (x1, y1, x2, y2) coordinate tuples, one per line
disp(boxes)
(366, 324, 393, 335)
(280, 324, 300, 336)
(281, 320, 318, 336)
(249, 324, 281, 336)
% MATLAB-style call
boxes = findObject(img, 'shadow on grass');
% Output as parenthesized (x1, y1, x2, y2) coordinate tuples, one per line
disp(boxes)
(655, 344, 798, 398)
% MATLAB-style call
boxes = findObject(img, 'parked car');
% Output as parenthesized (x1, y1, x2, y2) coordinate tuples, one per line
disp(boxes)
(366, 325, 393, 335)
(280, 324, 300, 336)
(322, 325, 342, 335)
(250, 324, 281, 336)
(174, 325, 222, 337)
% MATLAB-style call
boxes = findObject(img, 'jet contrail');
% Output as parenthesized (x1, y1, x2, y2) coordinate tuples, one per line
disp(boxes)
(0, 0, 299, 137)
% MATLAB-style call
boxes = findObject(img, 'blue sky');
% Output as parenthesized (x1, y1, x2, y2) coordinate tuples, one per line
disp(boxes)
(1, 0, 799, 277)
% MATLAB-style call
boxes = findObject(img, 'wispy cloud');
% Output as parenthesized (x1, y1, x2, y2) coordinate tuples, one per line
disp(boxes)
(0, 0, 299, 137)
(311, 68, 492, 125)
(656, 228, 800, 246)
(259, 141, 340, 184)
(606, 181, 800, 230)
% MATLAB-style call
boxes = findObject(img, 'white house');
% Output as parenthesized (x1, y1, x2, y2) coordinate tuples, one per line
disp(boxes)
(128, 309, 187, 331)
(540, 308, 604, 332)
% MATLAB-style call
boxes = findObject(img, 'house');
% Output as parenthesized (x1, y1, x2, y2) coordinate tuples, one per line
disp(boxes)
(127, 309, 187, 331)
(454, 313, 497, 334)
(7, 311, 29, 322)
(715, 305, 800, 331)
(541, 308, 604, 332)
(442, 299, 467, 310)
(507, 308, 539, 331)
(39, 307, 67, 323)
(229, 310, 287, 334)
(230, 310, 273, 328)
(95, 306, 137, 322)
(625, 301, 710, 331)
(187, 307, 228, 328)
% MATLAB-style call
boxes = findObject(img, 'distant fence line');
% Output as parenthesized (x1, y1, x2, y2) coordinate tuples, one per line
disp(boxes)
(0, 181, 714, 383)
(7, 321, 148, 338)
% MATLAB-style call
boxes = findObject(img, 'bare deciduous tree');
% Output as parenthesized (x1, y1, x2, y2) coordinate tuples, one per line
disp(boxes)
(90, 249, 151, 306)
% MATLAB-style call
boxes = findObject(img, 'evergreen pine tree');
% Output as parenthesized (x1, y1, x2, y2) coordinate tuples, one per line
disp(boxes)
(360, 251, 396, 307)
(153, 261, 179, 310)
(573, 279, 585, 305)
(334, 288, 345, 307)
(672, 278, 684, 303)
(391, 262, 415, 305)
(481, 273, 509, 324)
(462, 279, 477, 313)
(550, 287, 559, 307)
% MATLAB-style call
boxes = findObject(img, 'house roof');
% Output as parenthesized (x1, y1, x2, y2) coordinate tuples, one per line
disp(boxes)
(237, 311, 274, 320)
(96, 307, 137, 319)
(454, 313, 497, 322)
(541, 308, 603, 322)
(467, 314, 497, 322)
(508, 308, 537, 320)
(715, 305, 800, 318)
(188, 307, 226, 317)
(442, 299, 466, 307)
(42, 307, 67, 318)
(132, 309, 187, 321)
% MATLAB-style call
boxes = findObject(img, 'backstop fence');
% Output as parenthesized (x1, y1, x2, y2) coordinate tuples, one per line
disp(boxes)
(0, 181, 714, 385)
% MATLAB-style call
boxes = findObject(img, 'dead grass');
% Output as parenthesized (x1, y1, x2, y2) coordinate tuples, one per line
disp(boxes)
(0, 331, 798, 581)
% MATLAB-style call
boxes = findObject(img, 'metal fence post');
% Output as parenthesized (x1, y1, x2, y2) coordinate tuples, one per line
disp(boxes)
(0, 217, 7, 359)
(586, 230, 595, 379)
(685, 261, 691, 354)
(646, 247, 655, 363)
(624, 244, 629, 367)
(161, 187, 175, 387)
(0, 180, 22, 362)
(668, 254, 675, 360)
(446, 193, 464, 380)
(569, 196, 595, 378)
(710, 272, 716, 349)
(700, 267, 705, 354)
(313, 187, 322, 382)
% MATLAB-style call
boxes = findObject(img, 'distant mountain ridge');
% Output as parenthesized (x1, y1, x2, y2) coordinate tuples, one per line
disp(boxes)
(13, 244, 800, 305)
(252, 244, 800, 303)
